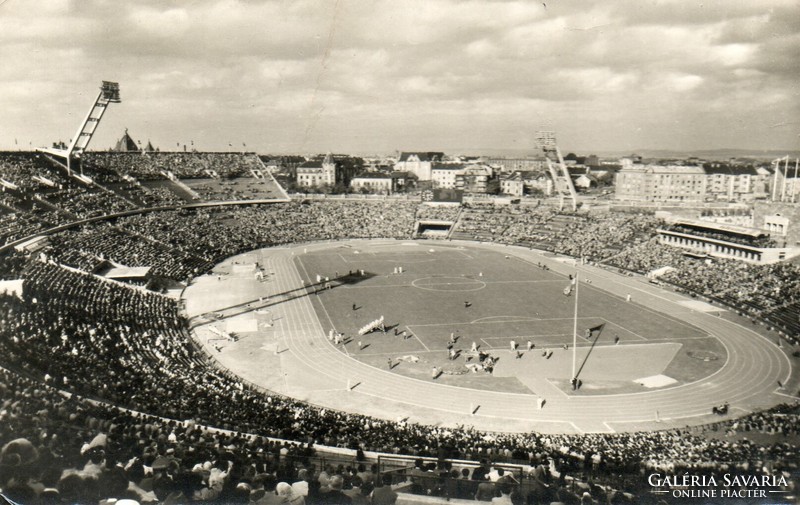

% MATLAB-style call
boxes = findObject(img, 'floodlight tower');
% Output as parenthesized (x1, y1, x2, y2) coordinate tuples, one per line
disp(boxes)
(535, 130, 578, 211)
(53, 81, 121, 175)
(771, 155, 789, 202)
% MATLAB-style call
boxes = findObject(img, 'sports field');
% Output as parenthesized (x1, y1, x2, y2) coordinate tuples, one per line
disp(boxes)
(296, 242, 723, 396)
(182, 239, 792, 433)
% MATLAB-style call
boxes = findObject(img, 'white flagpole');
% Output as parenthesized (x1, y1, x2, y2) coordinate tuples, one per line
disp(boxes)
(572, 272, 579, 380)
(782, 157, 789, 202)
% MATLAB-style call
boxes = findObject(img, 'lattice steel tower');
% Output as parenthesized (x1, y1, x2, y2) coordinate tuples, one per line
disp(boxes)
(40, 81, 121, 175)
(535, 130, 577, 211)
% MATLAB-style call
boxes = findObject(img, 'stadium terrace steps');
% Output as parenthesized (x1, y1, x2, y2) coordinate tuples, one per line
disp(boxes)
(765, 303, 800, 335)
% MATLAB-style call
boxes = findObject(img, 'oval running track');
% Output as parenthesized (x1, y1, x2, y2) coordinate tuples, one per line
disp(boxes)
(187, 240, 793, 435)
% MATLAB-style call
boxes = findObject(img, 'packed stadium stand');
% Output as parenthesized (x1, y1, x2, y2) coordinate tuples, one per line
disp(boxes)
(0, 151, 287, 243)
(81, 152, 264, 180)
(1, 153, 799, 503)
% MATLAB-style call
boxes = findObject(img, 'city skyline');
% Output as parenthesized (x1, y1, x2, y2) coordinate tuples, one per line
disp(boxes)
(1, 0, 798, 154)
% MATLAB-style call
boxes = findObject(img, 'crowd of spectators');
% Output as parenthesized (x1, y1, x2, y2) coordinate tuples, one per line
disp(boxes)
(77, 160, 191, 207)
(0, 152, 140, 239)
(451, 204, 557, 243)
(452, 205, 659, 262)
(111, 201, 417, 269)
(0, 360, 634, 505)
(0, 153, 81, 240)
(185, 179, 284, 202)
(39, 187, 136, 220)
(2, 262, 194, 411)
(0, 206, 48, 245)
(0, 153, 71, 193)
(0, 365, 333, 505)
(415, 205, 461, 222)
(4, 185, 798, 335)
(3, 197, 800, 503)
(6, 194, 798, 336)
(1, 248, 799, 503)
(608, 239, 800, 338)
(720, 402, 800, 437)
(83, 153, 264, 180)
(47, 222, 213, 282)
(0, 249, 29, 280)
(530, 213, 659, 260)
(0, 151, 290, 249)
(135, 185, 186, 207)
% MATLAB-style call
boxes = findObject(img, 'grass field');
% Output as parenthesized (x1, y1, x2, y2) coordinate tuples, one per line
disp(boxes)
(296, 242, 726, 396)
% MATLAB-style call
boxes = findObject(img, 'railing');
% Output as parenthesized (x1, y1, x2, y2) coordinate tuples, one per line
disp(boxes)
(610, 200, 752, 210)
(291, 193, 421, 201)
(0, 197, 291, 253)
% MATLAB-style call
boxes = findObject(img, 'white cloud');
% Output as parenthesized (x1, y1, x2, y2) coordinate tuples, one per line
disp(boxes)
(712, 43, 758, 66)
(127, 7, 190, 37)
(0, 0, 797, 152)
(667, 73, 704, 92)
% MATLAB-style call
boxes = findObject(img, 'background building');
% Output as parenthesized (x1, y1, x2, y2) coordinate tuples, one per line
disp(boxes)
(431, 163, 493, 193)
(484, 157, 547, 173)
(615, 165, 707, 203)
(456, 164, 492, 193)
(394, 152, 444, 181)
(615, 162, 772, 204)
(296, 153, 336, 188)
(350, 172, 393, 194)
(430, 163, 461, 189)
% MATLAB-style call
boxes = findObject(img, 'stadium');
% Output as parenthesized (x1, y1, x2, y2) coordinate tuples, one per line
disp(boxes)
(1, 83, 799, 505)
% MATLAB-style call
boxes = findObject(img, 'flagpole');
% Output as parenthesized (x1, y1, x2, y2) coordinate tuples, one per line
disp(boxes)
(572, 271, 579, 380)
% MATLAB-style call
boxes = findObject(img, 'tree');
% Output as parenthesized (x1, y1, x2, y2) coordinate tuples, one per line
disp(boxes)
(286, 180, 301, 193)
(594, 173, 614, 187)
(485, 178, 501, 195)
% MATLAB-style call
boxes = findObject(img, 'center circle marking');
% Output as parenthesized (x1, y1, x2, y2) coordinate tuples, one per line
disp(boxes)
(412, 276, 487, 292)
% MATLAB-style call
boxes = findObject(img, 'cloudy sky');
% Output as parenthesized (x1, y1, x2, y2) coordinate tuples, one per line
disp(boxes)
(1, 0, 798, 155)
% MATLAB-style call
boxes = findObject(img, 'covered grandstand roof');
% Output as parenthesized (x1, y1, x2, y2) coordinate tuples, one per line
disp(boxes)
(672, 218, 767, 239)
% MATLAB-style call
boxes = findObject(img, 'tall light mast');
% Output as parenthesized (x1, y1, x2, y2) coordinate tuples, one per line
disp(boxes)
(771, 155, 789, 202)
(66, 81, 121, 175)
(39, 81, 121, 176)
(536, 131, 578, 211)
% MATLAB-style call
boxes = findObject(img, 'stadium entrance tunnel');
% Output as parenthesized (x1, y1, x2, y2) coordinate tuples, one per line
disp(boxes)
(416, 221, 453, 238)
